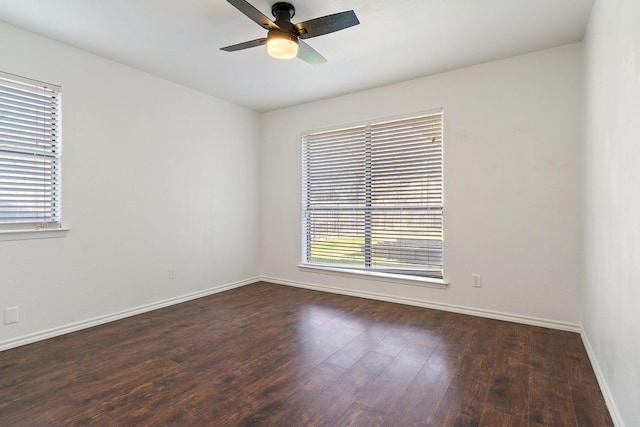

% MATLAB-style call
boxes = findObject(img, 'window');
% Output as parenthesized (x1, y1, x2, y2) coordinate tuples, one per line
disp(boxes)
(0, 71, 62, 231)
(302, 110, 444, 279)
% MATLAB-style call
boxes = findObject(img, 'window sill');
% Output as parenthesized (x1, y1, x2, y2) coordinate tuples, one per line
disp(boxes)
(0, 227, 70, 242)
(298, 264, 448, 290)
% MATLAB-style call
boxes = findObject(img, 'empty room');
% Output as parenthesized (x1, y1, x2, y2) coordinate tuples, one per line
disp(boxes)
(0, 0, 638, 425)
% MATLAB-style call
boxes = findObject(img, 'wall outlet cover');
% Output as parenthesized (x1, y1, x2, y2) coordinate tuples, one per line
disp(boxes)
(472, 274, 482, 288)
(4, 307, 19, 324)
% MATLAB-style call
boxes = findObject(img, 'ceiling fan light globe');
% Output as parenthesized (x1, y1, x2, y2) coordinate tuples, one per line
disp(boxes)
(267, 37, 299, 59)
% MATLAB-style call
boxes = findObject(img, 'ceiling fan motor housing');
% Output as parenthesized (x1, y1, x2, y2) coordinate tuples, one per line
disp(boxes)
(271, 2, 295, 20)
(270, 2, 297, 40)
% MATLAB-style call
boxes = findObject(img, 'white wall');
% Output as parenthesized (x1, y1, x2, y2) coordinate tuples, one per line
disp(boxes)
(260, 43, 584, 329)
(583, 0, 640, 425)
(0, 22, 260, 348)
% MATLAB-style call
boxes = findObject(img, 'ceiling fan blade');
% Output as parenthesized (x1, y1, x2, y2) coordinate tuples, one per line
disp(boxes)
(295, 10, 359, 39)
(226, 0, 279, 30)
(220, 38, 267, 52)
(297, 40, 327, 66)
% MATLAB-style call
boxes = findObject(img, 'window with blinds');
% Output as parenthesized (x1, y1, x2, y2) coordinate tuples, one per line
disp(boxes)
(0, 71, 62, 230)
(302, 110, 444, 279)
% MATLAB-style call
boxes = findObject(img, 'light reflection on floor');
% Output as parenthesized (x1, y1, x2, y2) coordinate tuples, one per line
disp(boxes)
(295, 301, 448, 392)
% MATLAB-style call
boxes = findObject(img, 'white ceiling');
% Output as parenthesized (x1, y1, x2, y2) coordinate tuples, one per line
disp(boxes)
(0, 0, 594, 112)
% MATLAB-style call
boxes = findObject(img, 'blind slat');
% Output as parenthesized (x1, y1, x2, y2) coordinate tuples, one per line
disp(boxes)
(0, 71, 62, 228)
(302, 111, 444, 279)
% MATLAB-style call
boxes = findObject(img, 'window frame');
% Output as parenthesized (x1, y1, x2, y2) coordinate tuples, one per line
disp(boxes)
(0, 71, 64, 236)
(301, 110, 445, 283)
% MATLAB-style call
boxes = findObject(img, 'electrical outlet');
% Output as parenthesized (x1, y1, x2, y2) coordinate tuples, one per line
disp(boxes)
(168, 267, 176, 280)
(3, 307, 19, 325)
(472, 274, 482, 288)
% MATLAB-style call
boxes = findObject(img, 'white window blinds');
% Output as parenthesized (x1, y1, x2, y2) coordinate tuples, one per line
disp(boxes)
(0, 72, 62, 230)
(302, 111, 444, 279)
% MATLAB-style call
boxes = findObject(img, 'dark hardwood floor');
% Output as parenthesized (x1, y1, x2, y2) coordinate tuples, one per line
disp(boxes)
(0, 282, 613, 426)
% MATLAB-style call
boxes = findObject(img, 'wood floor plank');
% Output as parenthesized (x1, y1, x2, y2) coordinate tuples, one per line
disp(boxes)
(387, 352, 456, 426)
(286, 351, 395, 426)
(0, 281, 614, 426)
(529, 326, 569, 381)
(529, 369, 575, 425)
(571, 381, 615, 427)
(486, 363, 529, 418)
(430, 375, 487, 426)
(479, 403, 528, 427)
(371, 326, 418, 357)
(334, 402, 389, 426)
(355, 346, 430, 413)
(563, 332, 600, 386)
(325, 326, 388, 369)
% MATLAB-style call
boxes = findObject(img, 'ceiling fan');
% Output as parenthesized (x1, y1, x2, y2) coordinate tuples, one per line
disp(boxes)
(220, 0, 360, 65)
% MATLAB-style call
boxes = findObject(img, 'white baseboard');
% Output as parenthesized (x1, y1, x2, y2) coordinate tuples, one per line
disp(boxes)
(2, 274, 619, 424)
(0, 276, 259, 352)
(261, 275, 582, 333)
(0, 274, 581, 348)
(581, 331, 625, 427)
